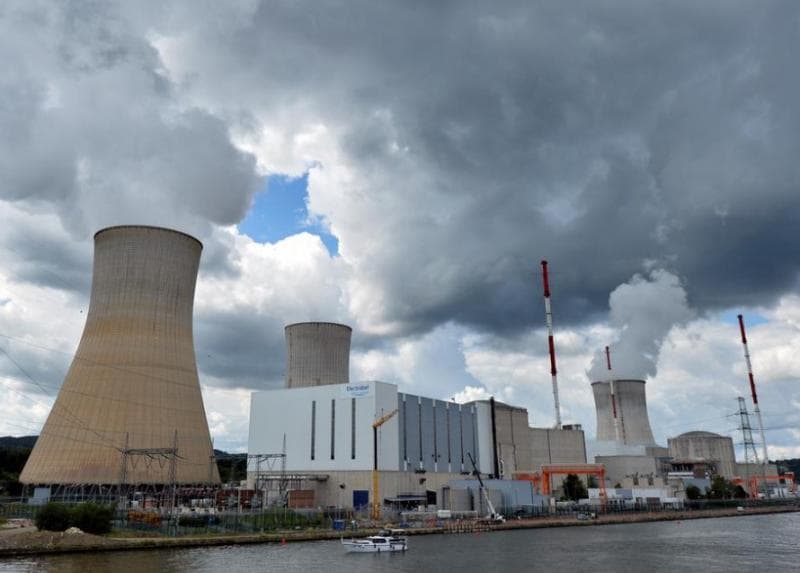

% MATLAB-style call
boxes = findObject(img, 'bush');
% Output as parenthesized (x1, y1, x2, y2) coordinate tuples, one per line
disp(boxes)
(70, 503, 114, 535)
(35, 502, 72, 532)
(685, 485, 702, 500)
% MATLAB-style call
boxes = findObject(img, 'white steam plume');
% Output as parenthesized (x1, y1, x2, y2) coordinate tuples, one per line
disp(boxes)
(587, 269, 694, 381)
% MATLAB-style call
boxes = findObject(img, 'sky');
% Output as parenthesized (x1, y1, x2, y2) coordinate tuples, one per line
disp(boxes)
(0, 1, 798, 459)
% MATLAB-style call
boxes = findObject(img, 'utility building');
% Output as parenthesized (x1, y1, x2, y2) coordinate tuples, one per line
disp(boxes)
(247, 322, 586, 509)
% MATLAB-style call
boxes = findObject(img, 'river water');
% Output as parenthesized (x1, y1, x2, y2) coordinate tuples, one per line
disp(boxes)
(2, 513, 798, 572)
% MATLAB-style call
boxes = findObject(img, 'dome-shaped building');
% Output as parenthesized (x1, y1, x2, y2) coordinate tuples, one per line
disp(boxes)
(667, 431, 736, 478)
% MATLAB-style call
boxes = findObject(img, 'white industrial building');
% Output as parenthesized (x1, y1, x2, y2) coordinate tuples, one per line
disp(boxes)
(247, 322, 587, 510)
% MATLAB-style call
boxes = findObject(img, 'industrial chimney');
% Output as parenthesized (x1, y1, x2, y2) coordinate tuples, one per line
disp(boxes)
(285, 322, 352, 388)
(20, 226, 220, 485)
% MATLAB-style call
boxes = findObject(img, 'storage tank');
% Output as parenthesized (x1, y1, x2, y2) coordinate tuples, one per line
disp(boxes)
(20, 225, 219, 485)
(285, 322, 351, 388)
(592, 379, 655, 446)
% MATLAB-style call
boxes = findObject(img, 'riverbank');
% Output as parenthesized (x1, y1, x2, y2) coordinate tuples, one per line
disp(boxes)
(1, 504, 797, 558)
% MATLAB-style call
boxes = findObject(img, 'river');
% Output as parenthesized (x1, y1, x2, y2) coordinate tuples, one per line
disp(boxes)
(2, 512, 798, 572)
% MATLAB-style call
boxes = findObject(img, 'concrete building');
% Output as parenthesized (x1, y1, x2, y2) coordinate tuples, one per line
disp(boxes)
(596, 455, 660, 487)
(529, 426, 587, 471)
(20, 226, 219, 485)
(285, 322, 351, 388)
(248, 380, 480, 508)
(668, 431, 737, 478)
(248, 322, 587, 509)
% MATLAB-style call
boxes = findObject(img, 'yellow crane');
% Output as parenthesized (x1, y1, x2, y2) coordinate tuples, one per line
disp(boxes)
(371, 408, 398, 520)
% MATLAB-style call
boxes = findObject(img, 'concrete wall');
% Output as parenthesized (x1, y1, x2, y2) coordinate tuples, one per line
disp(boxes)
(247, 470, 465, 509)
(491, 402, 533, 477)
(529, 427, 587, 471)
(285, 322, 351, 388)
(668, 432, 737, 478)
(398, 394, 477, 474)
(249, 381, 399, 472)
(734, 462, 778, 478)
(596, 455, 658, 487)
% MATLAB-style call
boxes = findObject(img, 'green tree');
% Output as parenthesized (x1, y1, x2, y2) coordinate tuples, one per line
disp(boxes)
(70, 503, 114, 535)
(708, 476, 735, 499)
(587, 476, 598, 488)
(35, 503, 71, 532)
(685, 484, 702, 500)
(562, 474, 588, 501)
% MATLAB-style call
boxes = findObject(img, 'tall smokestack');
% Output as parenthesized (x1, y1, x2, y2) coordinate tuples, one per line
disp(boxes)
(20, 226, 219, 485)
(285, 322, 351, 388)
(605, 346, 622, 443)
(540, 260, 562, 429)
(737, 314, 769, 469)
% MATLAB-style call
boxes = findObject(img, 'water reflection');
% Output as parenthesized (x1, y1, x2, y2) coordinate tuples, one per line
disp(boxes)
(2, 513, 799, 573)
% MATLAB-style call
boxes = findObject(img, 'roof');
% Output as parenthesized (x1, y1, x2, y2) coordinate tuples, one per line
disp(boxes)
(675, 431, 726, 439)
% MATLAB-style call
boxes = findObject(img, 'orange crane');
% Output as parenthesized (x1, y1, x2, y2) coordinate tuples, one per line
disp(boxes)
(371, 408, 398, 520)
(733, 472, 796, 498)
(540, 464, 607, 505)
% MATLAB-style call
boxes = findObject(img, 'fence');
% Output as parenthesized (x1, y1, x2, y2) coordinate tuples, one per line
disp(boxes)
(2, 496, 798, 536)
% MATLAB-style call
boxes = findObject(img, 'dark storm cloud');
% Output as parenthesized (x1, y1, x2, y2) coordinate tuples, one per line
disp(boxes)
(194, 309, 285, 390)
(137, 0, 800, 337)
(3, 0, 800, 388)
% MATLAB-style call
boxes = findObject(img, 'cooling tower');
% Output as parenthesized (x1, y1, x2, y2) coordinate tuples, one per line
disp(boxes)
(591, 379, 655, 446)
(20, 225, 220, 485)
(285, 322, 351, 388)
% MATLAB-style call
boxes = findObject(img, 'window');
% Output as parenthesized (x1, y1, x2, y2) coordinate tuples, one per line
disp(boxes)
(351, 398, 356, 460)
(331, 399, 336, 460)
(310, 401, 316, 460)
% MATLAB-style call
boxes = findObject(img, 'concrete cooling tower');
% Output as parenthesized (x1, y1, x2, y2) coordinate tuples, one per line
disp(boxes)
(20, 226, 220, 485)
(285, 322, 351, 388)
(591, 379, 655, 446)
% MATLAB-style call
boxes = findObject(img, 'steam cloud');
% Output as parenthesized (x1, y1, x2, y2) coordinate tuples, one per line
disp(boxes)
(587, 270, 695, 381)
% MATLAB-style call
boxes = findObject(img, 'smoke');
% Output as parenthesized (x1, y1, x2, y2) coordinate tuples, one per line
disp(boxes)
(587, 269, 694, 381)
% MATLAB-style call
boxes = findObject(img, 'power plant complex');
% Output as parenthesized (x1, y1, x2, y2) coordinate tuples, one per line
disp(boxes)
(15, 227, 795, 514)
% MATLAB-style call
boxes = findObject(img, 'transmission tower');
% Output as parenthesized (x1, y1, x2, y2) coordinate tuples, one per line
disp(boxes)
(737, 397, 759, 495)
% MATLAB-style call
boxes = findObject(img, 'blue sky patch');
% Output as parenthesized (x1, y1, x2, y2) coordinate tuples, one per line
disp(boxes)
(238, 173, 339, 255)
(718, 309, 769, 328)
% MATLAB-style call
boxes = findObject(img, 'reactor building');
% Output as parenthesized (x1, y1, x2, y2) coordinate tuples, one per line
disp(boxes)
(247, 322, 586, 509)
(20, 225, 220, 486)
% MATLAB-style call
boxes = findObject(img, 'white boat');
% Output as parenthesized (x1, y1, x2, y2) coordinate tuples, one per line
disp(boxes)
(341, 531, 408, 553)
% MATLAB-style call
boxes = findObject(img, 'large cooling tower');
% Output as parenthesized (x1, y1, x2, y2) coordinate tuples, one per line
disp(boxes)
(20, 226, 220, 485)
(591, 379, 655, 446)
(285, 322, 351, 388)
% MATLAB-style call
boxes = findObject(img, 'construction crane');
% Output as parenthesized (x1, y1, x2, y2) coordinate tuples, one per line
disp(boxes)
(371, 408, 399, 520)
(467, 452, 505, 523)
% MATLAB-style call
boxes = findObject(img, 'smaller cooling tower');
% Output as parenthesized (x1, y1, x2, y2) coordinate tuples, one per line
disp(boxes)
(591, 379, 655, 446)
(285, 322, 351, 388)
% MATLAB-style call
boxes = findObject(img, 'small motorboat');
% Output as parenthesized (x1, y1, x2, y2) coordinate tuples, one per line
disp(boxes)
(342, 530, 408, 553)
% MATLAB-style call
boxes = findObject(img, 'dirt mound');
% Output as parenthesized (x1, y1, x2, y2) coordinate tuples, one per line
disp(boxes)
(0, 529, 119, 554)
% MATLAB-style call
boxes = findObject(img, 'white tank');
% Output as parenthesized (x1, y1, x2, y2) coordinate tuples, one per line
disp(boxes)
(591, 379, 655, 446)
(285, 322, 351, 388)
(20, 226, 219, 485)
